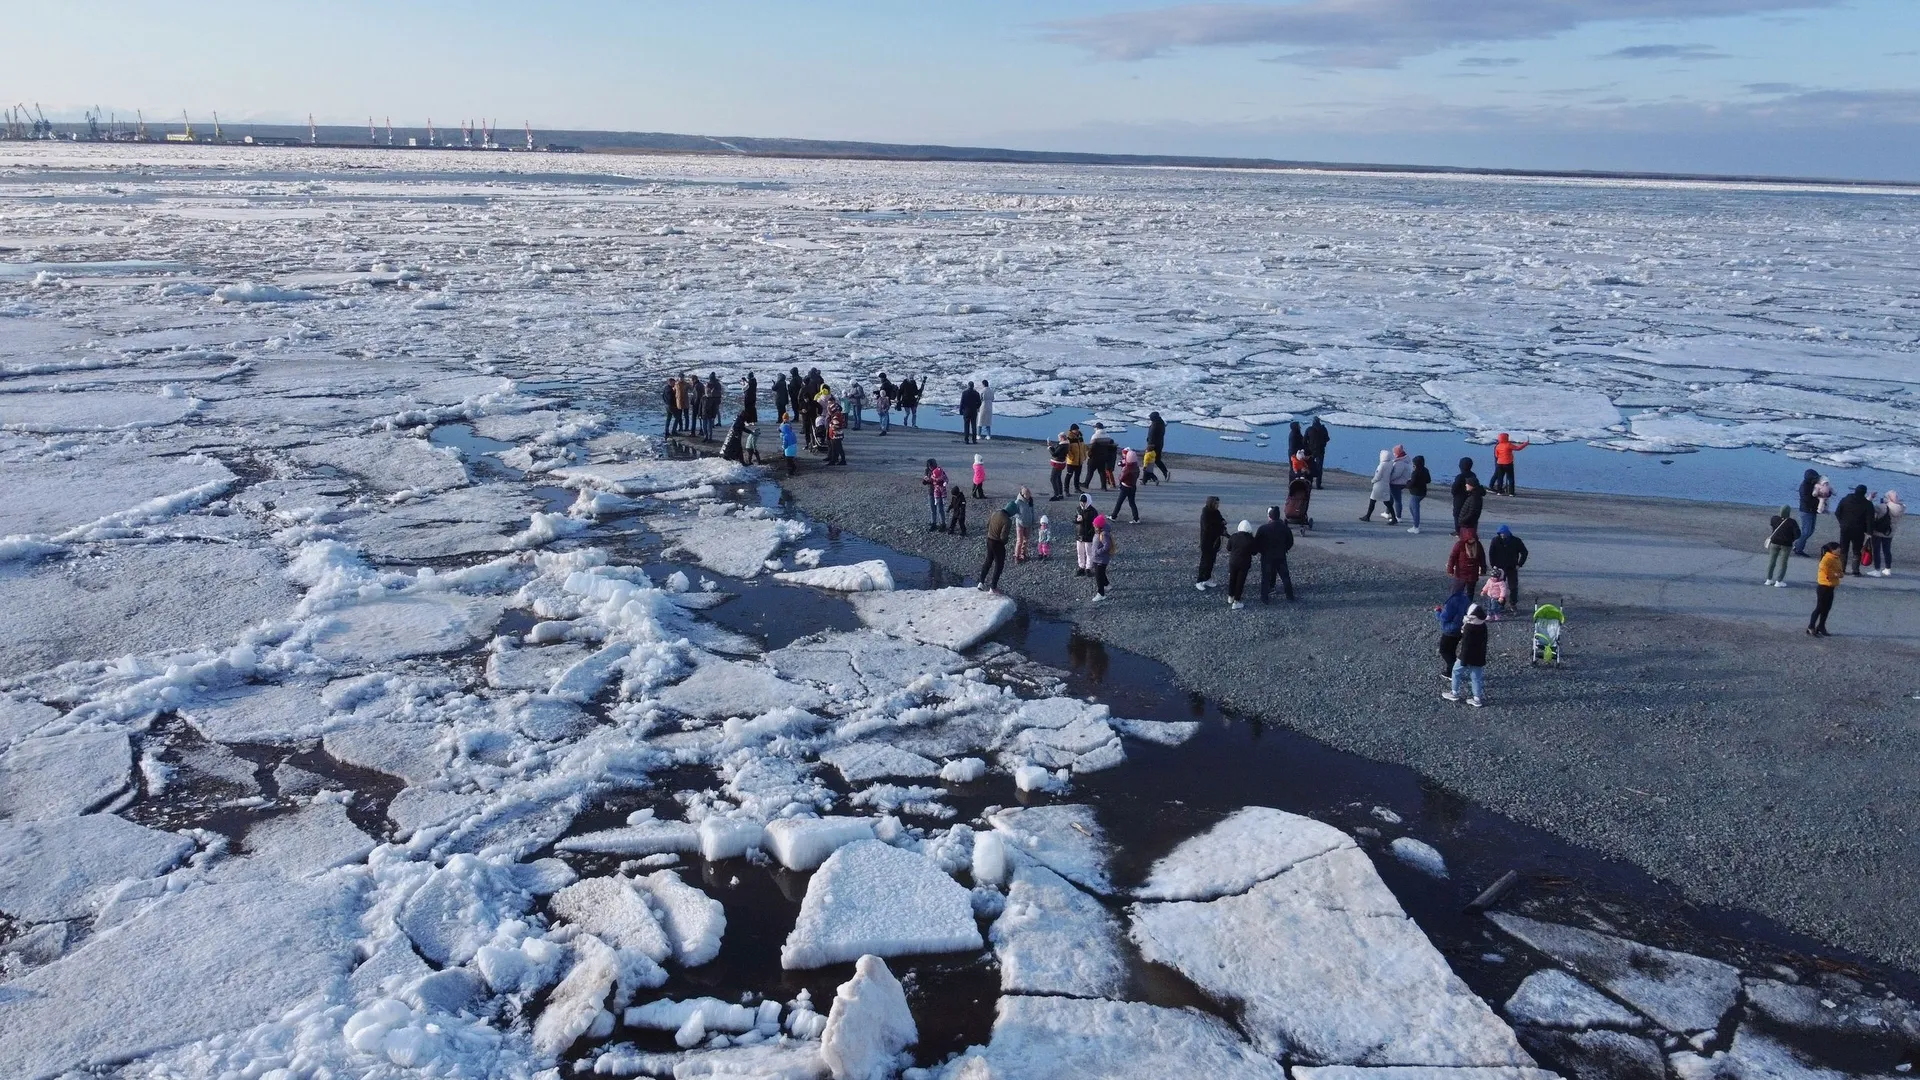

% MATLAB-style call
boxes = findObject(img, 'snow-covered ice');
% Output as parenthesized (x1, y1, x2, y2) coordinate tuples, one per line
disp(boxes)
(989, 862, 1126, 998)
(948, 995, 1288, 1080)
(0, 813, 193, 921)
(1503, 968, 1646, 1032)
(1135, 805, 1351, 901)
(776, 559, 897, 592)
(766, 816, 878, 872)
(820, 954, 918, 1080)
(849, 587, 1016, 650)
(988, 804, 1113, 895)
(0, 731, 131, 821)
(781, 839, 983, 969)
(1490, 913, 1740, 1035)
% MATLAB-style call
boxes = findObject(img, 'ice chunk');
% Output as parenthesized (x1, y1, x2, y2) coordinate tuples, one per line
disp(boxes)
(237, 800, 374, 878)
(0, 731, 131, 821)
(212, 280, 321, 303)
(1135, 806, 1351, 902)
(1489, 913, 1740, 1035)
(309, 594, 506, 666)
(557, 819, 700, 857)
(990, 862, 1126, 998)
(635, 869, 726, 967)
(781, 839, 983, 970)
(1292, 1068, 1560, 1080)
(1131, 846, 1531, 1065)
(971, 830, 1008, 887)
(767, 629, 968, 699)
(0, 696, 57, 748)
(1503, 968, 1645, 1032)
(776, 560, 897, 592)
(656, 511, 811, 578)
(486, 641, 590, 690)
(821, 955, 918, 1080)
(1517, 1029, 1666, 1080)
(699, 814, 768, 861)
(1390, 837, 1449, 878)
(632, 1042, 828, 1079)
(953, 995, 1288, 1080)
(549, 876, 672, 962)
(290, 434, 469, 495)
(0, 879, 355, 1079)
(988, 804, 1112, 895)
(765, 815, 877, 872)
(849, 587, 1015, 650)
(0, 389, 198, 432)
(0, 814, 193, 921)
(397, 854, 534, 966)
(532, 932, 620, 1058)
(659, 657, 826, 720)
(551, 457, 755, 497)
(182, 683, 334, 745)
(323, 722, 450, 785)
(822, 743, 941, 783)
(1423, 379, 1622, 440)
(940, 757, 988, 784)
(1109, 717, 1201, 746)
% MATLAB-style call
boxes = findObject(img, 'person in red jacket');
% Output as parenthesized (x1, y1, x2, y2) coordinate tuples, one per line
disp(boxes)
(1446, 530, 1487, 597)
(1490, 433, 1529, 496)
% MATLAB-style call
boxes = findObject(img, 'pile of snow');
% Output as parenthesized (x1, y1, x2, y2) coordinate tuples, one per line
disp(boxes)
(781, 839, 982, 969)
(212, 280, 321, 303)
(820, 955, 917, 1080)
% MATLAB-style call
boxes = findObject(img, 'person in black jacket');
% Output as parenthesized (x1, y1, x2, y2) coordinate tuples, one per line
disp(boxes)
(1073, 495, 1098, 576)
(1048, 434, 1071, 501)
(1225, 520, 1257, 609)
(1255, 506, 1296, 602)
(772, 373, 790, 423)
(1088, 426, 1118, 491)
(1146, 412, 1171, 481)
(1487, 525, 1528, 612)
(1196, 496, 1226, 590)
(1451, 458, 1483, 536)
(742, 372, 759, 424)
(1443, 604, 1490, 707)
(660, 378, 679, 435)
(1288, 421, 1307, 460)
(1304, 418, 1331, 489)
(959, 382, 982, 443)
(1835, 484, 1874, 575)
(1794, 468, 1820, 556)
(1406, 455, 1431, 534)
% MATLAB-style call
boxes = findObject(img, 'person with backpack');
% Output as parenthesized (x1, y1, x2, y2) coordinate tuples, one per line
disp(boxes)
(1442, 603, 1490, 707)
(1765, 505, 1800, 587)
(1809, 541, 1843, 636)
(1406, 454, 1431, 534)
(1090, 514, 1115, 602)
(1487, 525, 1528, 611)
(1255, 505, 1296, 603)
(1304, 418, 1331, 489)
(1224, 520, 1257, 610)
(779, 417, 799, 476)
(1435, 591, 1469, 677)
(1196, 495, 1226, 591)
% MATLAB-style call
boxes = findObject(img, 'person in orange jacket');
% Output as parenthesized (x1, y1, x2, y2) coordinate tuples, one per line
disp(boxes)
(1808, 541, 1843, 636)
(1490, 433, 1530, 496)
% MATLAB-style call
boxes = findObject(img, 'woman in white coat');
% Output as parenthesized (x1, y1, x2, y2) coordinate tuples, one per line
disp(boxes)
(978, 379, 995, 440)
(1360, 449, 1398, 524)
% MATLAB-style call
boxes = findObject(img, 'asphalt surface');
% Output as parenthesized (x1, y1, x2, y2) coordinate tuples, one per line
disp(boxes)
(745, 422, 1920, 974)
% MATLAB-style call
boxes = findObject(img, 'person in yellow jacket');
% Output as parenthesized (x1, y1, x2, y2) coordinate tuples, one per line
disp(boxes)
(1064, 424, 1089, 495)
(1808, 541, 1843, 637)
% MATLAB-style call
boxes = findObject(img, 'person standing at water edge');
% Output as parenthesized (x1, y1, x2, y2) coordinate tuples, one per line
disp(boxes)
(959, 381, 982, 444)
(779, 417, 798, 476)
(1871, 491, 1902, 575)
(1442, 604, 1490, 707)
(899, 376, 920, 428)
(846, 381, 866, 430)
(1809, 542, 1843, 636)
(1090, 425, 1118, 491)
(1196, 495, 1226, 590)
(1225, 520, 1257, 610)
(1488, 526, 1528, 611)
(1361, 449, 1397, 524)
(1256, 506, 1296, 603)
(1065, 425, 1089, 494)
(1388, 445, 1413, 521)
(979, 379, 994, 440)
(1452, 459, 1485, 536)
(660, 377, 679, 435)
(742, 372, 758, 424)
(1288, 421, 1307, 462)
(1305, 417, 1331, 490)
(1835, 484, 1874, 575)
(1490, 433, 1529, 495)
(979, 503, 1010, 593)
(1146, 412, 1172, 481)
(772, 373, 790, 425)
(875, 379, 892, 435)
(1090, 515, 1115, 602)
(1765, 506, 1800, 586)
(1406, 455, 1431, 534)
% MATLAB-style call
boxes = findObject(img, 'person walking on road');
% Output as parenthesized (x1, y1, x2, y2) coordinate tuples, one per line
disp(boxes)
(959, 382, 982, 444)
(979, 503, 1011, 593)
(1871, 491, 1902, 576)
(1074, 495, 1098, 577)
(1765, 506, 1800, 586)
(1388, 445, 1413, 522)
(1435, 591, 1470, 677)
(1361, 449, 1398, 524)
(978, 380, 995, 440)
(1406, 454, 1431, 534)
(923, 459, 949, 531)
(1090, 515, 1115, 602)
(1146, 412, 1172, 481)
(1256, 506, 1296, 603)
(1442, 603, 1490, 707)
(1487, 525, 1528, 611)
(1809, 541, 1843, 636)
(1225, 520, 1257, 610)
(1196, 495, 1226, 590)
(1446, 529, 1487, 598)
(971, 454, 987, 499)
(1836, 484, 1874, 576)
(1452, 459, 1485, 536)
(1112, 449, 1142, 524)
(1490, 433, 1529, 495)
(1305, 417, 1331, 490)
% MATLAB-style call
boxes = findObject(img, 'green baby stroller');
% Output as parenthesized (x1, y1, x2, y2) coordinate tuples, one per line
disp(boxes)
(1531, 604, 1565, 665)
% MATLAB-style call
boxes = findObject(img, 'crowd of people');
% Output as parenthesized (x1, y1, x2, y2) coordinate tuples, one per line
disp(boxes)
(1773, 470, 1903, 635)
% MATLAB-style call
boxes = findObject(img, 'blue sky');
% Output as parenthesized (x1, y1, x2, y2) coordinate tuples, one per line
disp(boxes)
(10, 0, 1920, 179)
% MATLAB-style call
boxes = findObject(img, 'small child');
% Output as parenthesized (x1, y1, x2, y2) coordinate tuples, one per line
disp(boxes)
(947, 486, 968, 536)
(972, 454, 987, 499)
(1036, 515, 1052, 558)
(1141, 448, 1161, 484)
(743, 421, 760, 465)
(1480, 568, 1509, 619)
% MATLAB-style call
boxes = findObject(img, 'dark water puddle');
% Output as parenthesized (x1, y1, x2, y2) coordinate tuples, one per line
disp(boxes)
(430, 422, 523, 481)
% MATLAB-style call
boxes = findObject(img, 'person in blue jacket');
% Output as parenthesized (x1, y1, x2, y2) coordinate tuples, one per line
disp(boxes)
(1435, 591, 1470, 677)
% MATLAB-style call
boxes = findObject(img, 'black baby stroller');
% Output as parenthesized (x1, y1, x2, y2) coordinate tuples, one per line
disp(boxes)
(1285, 476, 1314, 531)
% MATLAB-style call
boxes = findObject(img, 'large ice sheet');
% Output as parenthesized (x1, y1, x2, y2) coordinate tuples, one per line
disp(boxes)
(0, 731, 131, 821)
(308, 594, 506, 666)
(182, 682, 335, 744)
(0, 390, 198, 432)
(0, 814, 193, 921)
(1137, 806, 1353, 902)
(766, 629, 967, 699)
(550, 457, 754, 496)
(989, 862, 1126, 998)
(1489, 913, 1740, 1035)
(781, 839, 982, 970)
(234, 800, 374, 879)
(951, 995, 1289, 1080)
(776, 560, 897, 592)
(988, 804, 1113, 895)
(655, 510, 811, 579)
(1131, 845, 1532, 1066)
(657, 657, 826, 720)
(849, 587, 1016, 651)
(0, 444, 234, 538)
(0, 879, 357, 1079)
(289, 434, 469, 495)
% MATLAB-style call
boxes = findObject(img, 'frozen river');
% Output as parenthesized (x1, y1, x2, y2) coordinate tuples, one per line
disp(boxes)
(2, 145, 1916, 1078)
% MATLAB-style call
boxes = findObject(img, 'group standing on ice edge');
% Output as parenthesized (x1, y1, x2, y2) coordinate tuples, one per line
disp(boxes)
(666, 369, 1906, 693)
